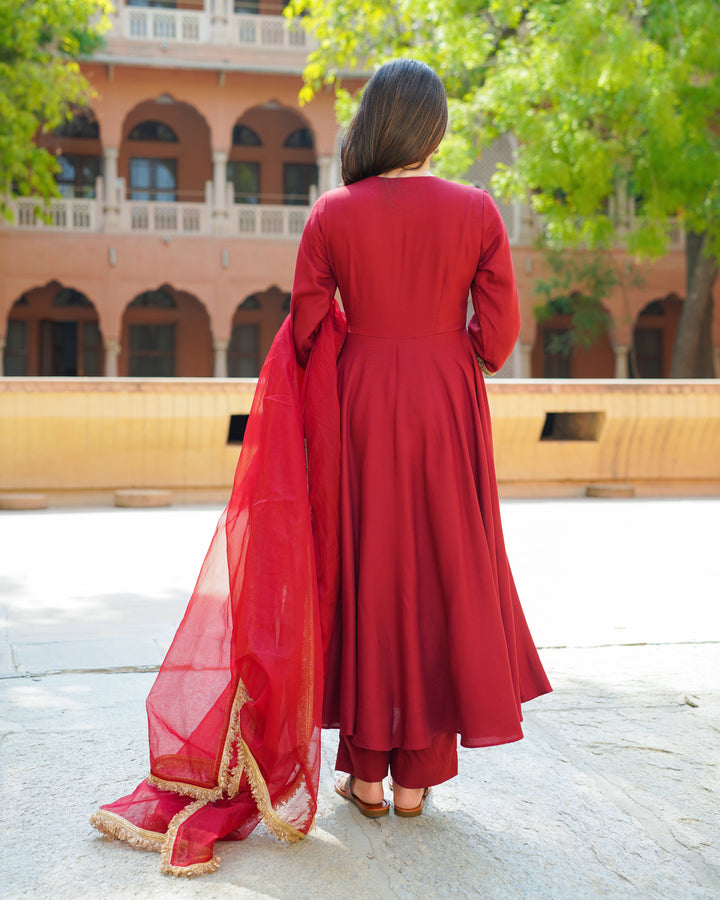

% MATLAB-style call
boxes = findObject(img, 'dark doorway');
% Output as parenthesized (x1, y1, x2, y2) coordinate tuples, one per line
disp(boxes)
(40, 321, 78, 376)
(38, 319, 102, 376)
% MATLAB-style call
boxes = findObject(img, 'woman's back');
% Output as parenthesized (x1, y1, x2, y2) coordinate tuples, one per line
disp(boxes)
(292, 175, 520, 373)
(318, 176, 486, 337)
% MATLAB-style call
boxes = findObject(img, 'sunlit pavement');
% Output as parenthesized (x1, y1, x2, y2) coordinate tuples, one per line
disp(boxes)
(1, 499, 719, 898)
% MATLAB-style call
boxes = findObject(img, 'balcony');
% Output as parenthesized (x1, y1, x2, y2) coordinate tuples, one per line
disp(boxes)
(107, 1, 313, 54)
(12, 196, 102, 233)
(234, 13, 307, 48)
(234, 204, 307, 236)
(123, 6, 208, 42)
(4, 178, 310, 239)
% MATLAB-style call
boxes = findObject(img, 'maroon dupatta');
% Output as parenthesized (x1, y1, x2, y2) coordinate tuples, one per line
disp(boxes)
(91, 304, 346, 875)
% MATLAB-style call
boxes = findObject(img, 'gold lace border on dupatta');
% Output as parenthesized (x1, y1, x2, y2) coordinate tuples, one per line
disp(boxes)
(91, 678, 304, 876)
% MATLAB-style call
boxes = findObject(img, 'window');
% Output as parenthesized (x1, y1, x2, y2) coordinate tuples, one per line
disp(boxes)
(128, 324, 175, 376)
(52, 113, 99, 139)
(284, 128, 314, 149)
(232, 124, 262, 146)
(128, 120, 178, 142)
(284, 163, 318, 206)
(3, 321, 27, 376)
(234, 0, 259, 12)
(130, 289, 176, 309)
(227, 162, 260, 204)
(127, 2, 178, 10)
(542, 329, 572, 378)
(228, 324, 260, 377)
(53, 288, 94, 308)
(56, 155, 102, 199)
(129, 158, 177, 201)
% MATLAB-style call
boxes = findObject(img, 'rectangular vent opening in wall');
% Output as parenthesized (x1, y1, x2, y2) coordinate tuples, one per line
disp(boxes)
(540, 412, 605, 442)
(227, 414, 250, 445)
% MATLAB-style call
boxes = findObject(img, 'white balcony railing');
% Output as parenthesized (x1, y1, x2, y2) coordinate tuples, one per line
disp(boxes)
(234, 13, 308, 48)
(122, 6, 207, 43)
(234, 204, 309, 237)
(11, 196, 100, 232)
(107, 1, 312, 51)
(122, 200, 210, 235)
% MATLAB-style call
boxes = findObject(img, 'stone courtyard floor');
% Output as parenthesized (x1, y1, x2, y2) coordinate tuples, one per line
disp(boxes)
(1, 497, 719, 899)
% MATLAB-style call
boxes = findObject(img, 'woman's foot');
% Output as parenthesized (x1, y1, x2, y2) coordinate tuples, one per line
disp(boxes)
(350, 777, 385, 805)
(392, 783, 430, 817)
(334, 775, 390, 818)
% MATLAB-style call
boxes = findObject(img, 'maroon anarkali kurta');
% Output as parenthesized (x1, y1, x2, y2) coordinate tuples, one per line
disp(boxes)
(291, 175, 552, 752)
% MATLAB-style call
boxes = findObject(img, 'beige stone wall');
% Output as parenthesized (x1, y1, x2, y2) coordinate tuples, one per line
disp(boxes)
(0, 378, 256, 503)
(488, 380, 720, 496)
(1, 379, 719, 503)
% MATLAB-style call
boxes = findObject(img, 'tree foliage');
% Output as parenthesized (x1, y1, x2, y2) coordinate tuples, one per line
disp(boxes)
(0, 0, 112, 217)
(288, 0, 720, 375)
(533, 249, 644, 375)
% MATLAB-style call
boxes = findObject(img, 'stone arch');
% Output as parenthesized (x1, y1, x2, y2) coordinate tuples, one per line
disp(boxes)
(228, 286, 290, 376)
(227, 103, 317, 205)
(120, 97, 213, 204)
(36, 107, 103, 200)
(531, 299, 615, 378)
(630, 294, 683, 378)
(120, 283, 213, 377)
(3, 281, 103, 376)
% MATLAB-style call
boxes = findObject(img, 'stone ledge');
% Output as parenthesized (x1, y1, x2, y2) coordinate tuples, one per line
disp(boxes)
(586, 483, 636, 498)
(0, 493, 48, 510)
(114, 489, 172, 508)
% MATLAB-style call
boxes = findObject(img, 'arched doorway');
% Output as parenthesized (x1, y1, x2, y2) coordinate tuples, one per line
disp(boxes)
(37, 108, 103, 200)
(228, 104, 317, 206)
(228, 286, 289, 377)
(120, 285, 213, 377)
(630, 295, 682, 378)
(3, 283, 103, 376)
(120, 98, 212, 206)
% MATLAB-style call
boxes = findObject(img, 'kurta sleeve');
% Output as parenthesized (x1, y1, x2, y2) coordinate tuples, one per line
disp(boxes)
(290, 194, 337, 368)
(468, 191, 521, 374)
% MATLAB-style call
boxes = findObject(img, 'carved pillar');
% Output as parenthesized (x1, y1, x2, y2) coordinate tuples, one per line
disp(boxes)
(213, 338, 229, 378)
(212, 151, 229, 234)
(210, 0, 231, 42)
(520, 342, 534, 378)
(613, 344, 630, 379)
(103, 146, 120, 231)
(317, 154, 334, 195)
(104, 337, 121, 377)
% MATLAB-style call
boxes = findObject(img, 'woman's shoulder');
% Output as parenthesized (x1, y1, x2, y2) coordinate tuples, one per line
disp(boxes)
(321, 176, 488, 202)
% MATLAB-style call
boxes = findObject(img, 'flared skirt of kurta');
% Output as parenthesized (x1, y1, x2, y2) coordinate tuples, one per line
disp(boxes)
(322, 328, 551, 750)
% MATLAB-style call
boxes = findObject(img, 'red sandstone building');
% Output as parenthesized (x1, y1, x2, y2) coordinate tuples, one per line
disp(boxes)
(1, 0, 718, 381)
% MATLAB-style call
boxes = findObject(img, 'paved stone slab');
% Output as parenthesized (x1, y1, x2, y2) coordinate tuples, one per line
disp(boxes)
(1, 648, 718, 900)
(12, 637, 164, 676)
(0, 499, 719, 898)
(0, 642, 14, 677)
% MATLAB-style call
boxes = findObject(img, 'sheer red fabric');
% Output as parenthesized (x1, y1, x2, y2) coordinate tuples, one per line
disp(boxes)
(91, 304, 347, 876)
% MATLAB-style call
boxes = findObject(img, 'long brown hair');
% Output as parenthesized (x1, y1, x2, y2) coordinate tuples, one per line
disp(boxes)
(341, 59, 448, 186)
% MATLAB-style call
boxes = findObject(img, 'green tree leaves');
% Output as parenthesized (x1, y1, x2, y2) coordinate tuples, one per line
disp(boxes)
(0, 0, 112, 218)
(289, 0, 720, 374)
